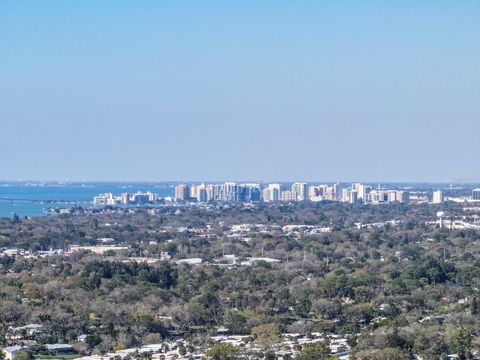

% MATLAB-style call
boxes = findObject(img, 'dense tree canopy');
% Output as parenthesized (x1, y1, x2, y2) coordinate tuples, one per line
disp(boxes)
(0, 201, 479, 357)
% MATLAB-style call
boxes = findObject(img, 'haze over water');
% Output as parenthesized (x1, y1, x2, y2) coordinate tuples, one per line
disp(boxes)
(0, 182, 174, 217)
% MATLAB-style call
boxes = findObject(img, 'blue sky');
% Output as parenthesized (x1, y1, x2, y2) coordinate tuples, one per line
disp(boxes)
(1, 1, 479, 182)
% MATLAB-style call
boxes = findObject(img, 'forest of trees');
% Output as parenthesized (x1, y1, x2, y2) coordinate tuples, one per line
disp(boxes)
(0, 202, 479, 359)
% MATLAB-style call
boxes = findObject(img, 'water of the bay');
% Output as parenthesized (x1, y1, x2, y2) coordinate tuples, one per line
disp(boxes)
(0, 182, 175, 217)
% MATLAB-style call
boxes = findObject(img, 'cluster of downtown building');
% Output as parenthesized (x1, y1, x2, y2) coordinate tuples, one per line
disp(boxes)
(93, 184, 480, 206)
(174, 182, 411, 204)
(93, 191, 158, 206)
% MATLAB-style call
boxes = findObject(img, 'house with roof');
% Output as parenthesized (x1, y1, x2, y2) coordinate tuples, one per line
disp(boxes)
(45, 344, 75, 354)
(2, 345, 32, 360)
(9, 324, 43, 339)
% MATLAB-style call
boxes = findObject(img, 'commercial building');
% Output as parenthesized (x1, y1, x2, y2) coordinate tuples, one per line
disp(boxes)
(341, 188, 351, 203)
(120, 192, 130, 204)
(93, 193, 114, 205)
(147, 192, 158, 202)
(353, 183, 371, 202)
(263, 183, 281, 202)
(190, 185, 199, 200)
(222, 182, 240, 202)
(132, 192, 149, 204)
(175, 184, 190, 201)
(196, 184, 208, 202)
(94, 191, 159, 205)
(432, 190, 444, 204)
(291, 182, 307, 201)
(473, 188, 480, 201)
(206, 184, 215, 201)
(333, 183, 343, 201)
(308, 185, 321, 198)
(350, 190, 358, 204)
(262, 188, 271, 202)
(396, 191, 410, 203)
(281, 190, 297, 201)
(239, 184, 261, 202)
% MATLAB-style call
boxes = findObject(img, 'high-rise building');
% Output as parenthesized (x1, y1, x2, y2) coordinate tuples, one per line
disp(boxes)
(352, 183, 361, 198)
(222, 182, 240, 202)
(323, 185, 336, 201)
(387, 191, 397, 203)
(292, 182, 307, 201)
(190, 185, 199, 200)
(120, 192, 130, 204)
(370, 190, 381, 204)
(93, 193, 114, 205)
(363, 185, 372, 202)
(197, 184, 207, 202)
(308, 186, 320, 198)
(341, 189, 350, 202)
(147, 192, 158, 202)
(206, 184, 214, 202)
(473, 188, 480, 201)
(175, 184, 190, 201)
(262, 188, 272, 202)
(352, 183, 371, 202)
(281, 190, 296, 201)
(334, 183, 343, 201)
(397, 191, 410, 203)
(317, 185, 326, 196)
(250, 187, 261, 202)
(239, 184, 261, 202)
(263, 183, 281, 202)
(132, 192, 149, 204)
(432, 190, 444, 204)
(350, 190, 358, 204)
(213, 184, 223, 201)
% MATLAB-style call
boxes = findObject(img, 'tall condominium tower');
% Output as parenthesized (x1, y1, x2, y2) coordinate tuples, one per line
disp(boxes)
(291, 182, 307, 201)
(175, 184, 190, 201)
(432, 190, 444, 204)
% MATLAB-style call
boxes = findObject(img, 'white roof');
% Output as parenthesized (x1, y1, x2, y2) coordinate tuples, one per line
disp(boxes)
(3, 346, 23, 353)
(11, 323, 43, 331)
(46, 344, 74, 350)
(175, 258, 202, 265)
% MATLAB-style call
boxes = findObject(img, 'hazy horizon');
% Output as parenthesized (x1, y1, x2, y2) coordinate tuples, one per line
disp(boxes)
(1, 1, 479, 182)
(1, 179, 479, 186)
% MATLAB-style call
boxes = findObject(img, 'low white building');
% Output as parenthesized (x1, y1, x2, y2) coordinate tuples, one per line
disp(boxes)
(9, 323, 43, 338)
(2, 345, 32, 360)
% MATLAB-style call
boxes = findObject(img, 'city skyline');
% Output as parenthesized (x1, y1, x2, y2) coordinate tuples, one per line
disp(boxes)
(91, 181, 480, 205)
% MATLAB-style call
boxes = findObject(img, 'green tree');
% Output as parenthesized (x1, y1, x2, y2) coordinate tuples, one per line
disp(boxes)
(450, 327, 472, 360)
(386, 326, 410, 349)
(134, 310, 154, 330)
(13, 351, 34, 360)
(471, 297, 478, 316)
(11, 213, 20, 224)
(297, 340, 330, 360)
(251, 323, 280, 350)
(134, 352, 152, 360)
(178, 345, 187, 356)
(86, 334, 102, 348)
(205, 343, 240, 360)
(264, 352, 275, 360)
(0, 322, 7, 347)
(369, 348, 409, 360)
